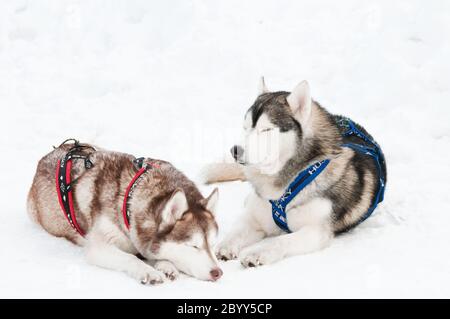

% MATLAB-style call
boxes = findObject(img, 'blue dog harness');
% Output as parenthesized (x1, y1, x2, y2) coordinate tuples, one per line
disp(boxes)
(270, 117, 386, 233)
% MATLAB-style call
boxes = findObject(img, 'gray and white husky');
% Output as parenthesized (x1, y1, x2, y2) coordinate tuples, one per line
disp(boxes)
(204, 78, 386, 267)
(27, 143, 222, 284)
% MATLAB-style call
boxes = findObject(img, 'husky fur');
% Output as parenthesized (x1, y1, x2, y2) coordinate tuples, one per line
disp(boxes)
(27, 143, 222, 283)
(203, 78, 387, 267)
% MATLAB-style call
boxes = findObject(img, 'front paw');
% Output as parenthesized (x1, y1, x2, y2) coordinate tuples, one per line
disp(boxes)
(239, 244, 282, 268)
(216, 240, 241, 261)
(155, 260, 180, 281)
(134, 266, 166, 285)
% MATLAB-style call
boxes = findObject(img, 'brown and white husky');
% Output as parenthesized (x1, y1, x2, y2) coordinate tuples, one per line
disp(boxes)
(27, 142, 222, 284)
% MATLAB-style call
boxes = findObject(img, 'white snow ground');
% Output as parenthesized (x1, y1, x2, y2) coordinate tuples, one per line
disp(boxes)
(1, 0, 450, 298)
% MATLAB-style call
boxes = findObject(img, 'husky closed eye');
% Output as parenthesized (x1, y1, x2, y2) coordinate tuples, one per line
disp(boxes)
(185, 242, 200, 249)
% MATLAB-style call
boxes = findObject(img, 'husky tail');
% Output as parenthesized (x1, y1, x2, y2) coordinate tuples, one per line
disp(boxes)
(201, 162, 246, 184)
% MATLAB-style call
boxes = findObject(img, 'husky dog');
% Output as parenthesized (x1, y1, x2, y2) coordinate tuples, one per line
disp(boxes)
(204, 78, 386, 267)
(27, 142, 222, 284)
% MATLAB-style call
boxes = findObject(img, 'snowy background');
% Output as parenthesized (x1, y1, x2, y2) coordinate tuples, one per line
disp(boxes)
(1, 0, 450, 298)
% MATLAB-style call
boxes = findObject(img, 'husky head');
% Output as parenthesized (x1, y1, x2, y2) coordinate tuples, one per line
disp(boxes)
(145, 188, 222, 282)
(231, 78, 314, 175)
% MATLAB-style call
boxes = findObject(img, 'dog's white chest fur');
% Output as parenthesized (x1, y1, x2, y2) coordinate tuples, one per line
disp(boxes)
(246, 191, 332, 235)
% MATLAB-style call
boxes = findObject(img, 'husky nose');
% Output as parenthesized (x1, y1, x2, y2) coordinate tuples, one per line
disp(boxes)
(210, 267, 223, 281)
(230, 145, 244, 161)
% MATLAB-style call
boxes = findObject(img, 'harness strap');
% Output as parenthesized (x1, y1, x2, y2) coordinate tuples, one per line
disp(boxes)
(339, 117, 386, 206)
(269, 159, 330, 233)
(341, 142, 385, 223)
(121, 158, 160, 230)
(55, 141, 95, 237)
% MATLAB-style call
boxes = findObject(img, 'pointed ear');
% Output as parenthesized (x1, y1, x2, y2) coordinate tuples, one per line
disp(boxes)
(160, 189, 188, 230)
(257, 76, 269, 95)
(200, 187, 219, 215)
(286, 81, 312, 126)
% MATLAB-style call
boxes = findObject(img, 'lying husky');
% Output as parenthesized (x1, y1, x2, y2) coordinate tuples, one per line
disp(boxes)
(204, 78, 386, 267)
(27, 140, 222, 284)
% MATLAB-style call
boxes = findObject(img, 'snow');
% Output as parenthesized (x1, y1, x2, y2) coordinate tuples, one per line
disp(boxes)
(1, 0, 450, 298)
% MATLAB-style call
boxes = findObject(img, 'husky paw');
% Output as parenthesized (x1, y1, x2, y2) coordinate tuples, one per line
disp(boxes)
(216, 241, 240, 261)
(155, 260, 180, 281)
(239, 245, 282, 268)
(135, 266, 166, 285)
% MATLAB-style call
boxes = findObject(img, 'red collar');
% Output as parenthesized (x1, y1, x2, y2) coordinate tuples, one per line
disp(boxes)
(121, 161, 159, 229)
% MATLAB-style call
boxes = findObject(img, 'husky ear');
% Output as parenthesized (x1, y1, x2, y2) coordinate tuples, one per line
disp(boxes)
(160, 189, 188, 230)
(286, 81, 312, 126)
(258, 76, 269, 95)
(200, 187, 219, 215)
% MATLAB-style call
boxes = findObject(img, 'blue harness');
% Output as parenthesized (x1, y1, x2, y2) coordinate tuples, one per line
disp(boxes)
(269, 117, 386, 233)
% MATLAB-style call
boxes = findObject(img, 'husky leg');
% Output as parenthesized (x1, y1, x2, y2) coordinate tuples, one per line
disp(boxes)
(201, 162, 246, 184)
(154, 260, 180, 281)
(85, 243, 166, 284)
(216, 192, 271, 260)
(216, 223, 266, 261)
(239, 225, 333, 267)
